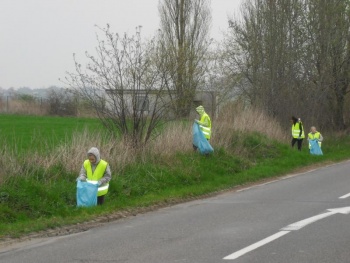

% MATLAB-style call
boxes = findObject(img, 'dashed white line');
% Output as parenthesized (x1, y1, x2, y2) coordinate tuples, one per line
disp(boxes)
(223, 231, 290, 260)
(339, 193, 350, 199)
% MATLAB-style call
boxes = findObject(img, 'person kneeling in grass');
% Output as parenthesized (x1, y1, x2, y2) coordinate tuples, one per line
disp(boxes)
(77, 147, 111, 205)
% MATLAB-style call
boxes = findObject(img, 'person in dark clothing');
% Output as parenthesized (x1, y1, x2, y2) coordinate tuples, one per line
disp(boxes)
(291, 116, 305, 151)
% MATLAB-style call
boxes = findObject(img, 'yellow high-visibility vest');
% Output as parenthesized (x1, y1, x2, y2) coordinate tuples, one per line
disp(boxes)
(84, 159, 109, 196)
(308, 132, 322, 148)
(199, 113, 212, 140)
(292, 122, 305, 139)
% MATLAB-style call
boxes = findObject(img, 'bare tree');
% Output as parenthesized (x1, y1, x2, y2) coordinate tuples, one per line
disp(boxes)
(204, 44, 242, 111)
(227, 0, 308, 120)
(64, 25, 171, 148)
(157, 0, 212, 118)
(305, 0, 350, 129)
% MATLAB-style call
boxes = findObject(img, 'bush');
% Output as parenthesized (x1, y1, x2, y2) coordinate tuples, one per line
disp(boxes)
(47, 89, 77, 116)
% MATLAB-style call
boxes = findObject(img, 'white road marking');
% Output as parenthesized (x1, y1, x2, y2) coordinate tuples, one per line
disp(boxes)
(339, 193, 350, 199)
(223, 231, 290, 260)
(281, 210, 337, 231)
(327, 206, 350, 214)
(223, 206, 350, 260)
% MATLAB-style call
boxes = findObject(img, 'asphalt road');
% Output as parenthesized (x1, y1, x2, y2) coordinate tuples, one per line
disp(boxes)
(1, 160, 350, 263)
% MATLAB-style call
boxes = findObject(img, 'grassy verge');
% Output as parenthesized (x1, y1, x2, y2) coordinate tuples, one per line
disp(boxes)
(1, 127, 349, 239)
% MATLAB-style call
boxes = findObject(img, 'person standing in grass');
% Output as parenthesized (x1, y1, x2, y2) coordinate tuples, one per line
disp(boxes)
(77, 147, 111, 205)
(308, 126, 323, 149)
(193, 105, 212, 150)
(291, 116, 305, 151)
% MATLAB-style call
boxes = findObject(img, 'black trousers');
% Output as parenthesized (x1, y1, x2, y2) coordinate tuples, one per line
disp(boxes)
(291, 138, 303, 151)
(97, 195, 105, 205)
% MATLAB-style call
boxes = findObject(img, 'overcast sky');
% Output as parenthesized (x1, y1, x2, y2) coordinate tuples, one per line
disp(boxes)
(0, 0, 242, 89)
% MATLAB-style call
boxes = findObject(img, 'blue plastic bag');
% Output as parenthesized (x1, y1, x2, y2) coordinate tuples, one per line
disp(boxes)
(309, 139, 323, 155)
(76, 181, 98, 207)
(192, 122, 214, 155)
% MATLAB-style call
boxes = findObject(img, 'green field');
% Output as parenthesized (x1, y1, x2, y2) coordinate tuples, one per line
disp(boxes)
(0, 114, 103, 153)
(0, 114, 350, 239)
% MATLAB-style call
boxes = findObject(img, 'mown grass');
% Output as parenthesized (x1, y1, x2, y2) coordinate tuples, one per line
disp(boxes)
(0, 113, 349, 239)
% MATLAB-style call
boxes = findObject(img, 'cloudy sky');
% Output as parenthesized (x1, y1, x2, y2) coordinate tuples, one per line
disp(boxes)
(0, 0, 242, 89)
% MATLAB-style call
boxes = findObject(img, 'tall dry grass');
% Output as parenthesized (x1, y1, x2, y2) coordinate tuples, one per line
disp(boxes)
(0, 103, 288, 182)
(0, 130, 135, 182)
(36, 130, 135, 175)
(214, 102, 288, 149)
(0, 99, 49, 115)
(149, 122, 193, 156)
(0, 144, 24, 183)
(145, 102, 288, 160)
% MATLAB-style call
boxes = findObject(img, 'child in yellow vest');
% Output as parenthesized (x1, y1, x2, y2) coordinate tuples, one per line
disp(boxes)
(308, 126, 323, 149)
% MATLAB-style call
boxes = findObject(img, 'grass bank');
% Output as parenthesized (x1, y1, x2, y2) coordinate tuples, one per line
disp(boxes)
(0, 112, 349, 239)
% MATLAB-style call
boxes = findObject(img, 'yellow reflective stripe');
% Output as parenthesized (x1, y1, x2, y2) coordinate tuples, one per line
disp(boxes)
(200, 127, 211, 135)
(87, 180, 109, 196)
(292, 130, 304, 138)
(97, 184, 109, 196)
(87, 180, 109, 189)
(292, 123, 304, 138)
(98, 185, 109, 191)
(199, 125, 211, 132)
(86, 180, 98, 184)
(198, 116, 211, 139)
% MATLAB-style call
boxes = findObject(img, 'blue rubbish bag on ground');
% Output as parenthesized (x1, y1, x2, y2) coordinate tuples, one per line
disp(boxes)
(76, 181, 98, 207)
(192, 122, 214, 155)
(309, 139, 323, 155)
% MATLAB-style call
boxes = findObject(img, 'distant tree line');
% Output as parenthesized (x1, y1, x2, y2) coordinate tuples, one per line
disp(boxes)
(0, 88, 81, 116)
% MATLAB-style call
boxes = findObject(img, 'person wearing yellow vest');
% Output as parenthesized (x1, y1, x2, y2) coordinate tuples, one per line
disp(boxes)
(77, 147, 111, 205)
(291, 116, 305, 151)
(193, 105, 212, 151)
(308, 126, 323, 148)
(195, 105, 212, 139)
